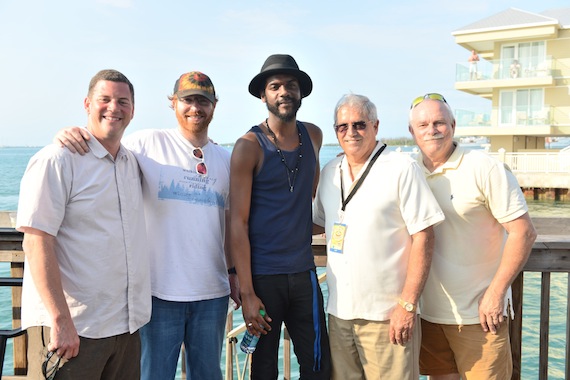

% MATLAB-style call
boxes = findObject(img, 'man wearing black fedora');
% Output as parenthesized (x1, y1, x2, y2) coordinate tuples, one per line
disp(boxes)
(230, 54, 331, 379)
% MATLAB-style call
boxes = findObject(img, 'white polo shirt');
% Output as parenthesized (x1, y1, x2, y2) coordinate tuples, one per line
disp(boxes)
(314, 142, 444, 321)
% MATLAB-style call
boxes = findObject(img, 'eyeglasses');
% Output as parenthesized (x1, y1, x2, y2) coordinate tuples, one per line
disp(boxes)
(42, 351, 61, 380)
(192, 147, 207, 175)
(334, 121, 368, 134)
(178, 95, 212, 107)
(410, 93, 447, 109)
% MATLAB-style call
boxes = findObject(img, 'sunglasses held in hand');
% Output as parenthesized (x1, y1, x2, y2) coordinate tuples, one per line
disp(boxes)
(42, 351, 61, 380)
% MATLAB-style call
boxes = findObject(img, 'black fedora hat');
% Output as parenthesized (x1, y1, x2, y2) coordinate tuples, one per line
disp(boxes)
(248, 54, 313, 99)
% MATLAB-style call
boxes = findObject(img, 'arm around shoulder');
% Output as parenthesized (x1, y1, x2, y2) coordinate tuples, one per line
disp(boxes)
(53, 127, 91, 155)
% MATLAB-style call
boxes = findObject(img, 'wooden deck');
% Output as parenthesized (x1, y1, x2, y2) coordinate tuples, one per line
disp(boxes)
(1, 221, 569, 379)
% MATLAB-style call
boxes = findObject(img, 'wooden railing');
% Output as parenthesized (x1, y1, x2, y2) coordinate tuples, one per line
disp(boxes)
(510, 235, 570, 379)
(224, 234, 570, 380)
(1, 229, 569, 379)
(0, 228, 25, 379)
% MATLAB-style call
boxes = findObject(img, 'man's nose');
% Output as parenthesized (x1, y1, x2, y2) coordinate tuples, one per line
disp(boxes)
(107, 99, 119, 111)
(278, 85, 290, 96)
(428, 123, 439, 133)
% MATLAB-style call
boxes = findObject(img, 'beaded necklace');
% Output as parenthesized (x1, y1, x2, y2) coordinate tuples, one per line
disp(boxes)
(265, 118, 303, 192)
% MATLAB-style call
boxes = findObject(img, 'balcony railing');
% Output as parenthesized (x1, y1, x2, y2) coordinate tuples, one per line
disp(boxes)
(455, 105, 570, 129)
(488, 151, 570, 174)
(456, 55, 554, 82)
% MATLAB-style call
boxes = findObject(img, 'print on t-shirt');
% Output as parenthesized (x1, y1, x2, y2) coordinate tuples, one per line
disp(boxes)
(157, 166, 224, 207)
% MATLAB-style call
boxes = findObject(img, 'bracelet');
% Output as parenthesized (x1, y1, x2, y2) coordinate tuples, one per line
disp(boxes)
(227, 267, 237, 275)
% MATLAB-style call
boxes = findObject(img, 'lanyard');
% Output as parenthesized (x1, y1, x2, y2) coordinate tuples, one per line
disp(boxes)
(340, 144, 386, 212)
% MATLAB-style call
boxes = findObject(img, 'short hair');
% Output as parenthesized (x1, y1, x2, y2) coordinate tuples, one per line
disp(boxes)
(334, 94, 378, 125)
(87, 69, 134, 105)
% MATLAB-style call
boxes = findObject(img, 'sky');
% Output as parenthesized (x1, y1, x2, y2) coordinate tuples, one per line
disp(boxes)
(1, 0, 569, 146)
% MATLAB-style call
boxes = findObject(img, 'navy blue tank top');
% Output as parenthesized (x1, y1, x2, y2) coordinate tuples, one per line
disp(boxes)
(248, 122, 316, 275)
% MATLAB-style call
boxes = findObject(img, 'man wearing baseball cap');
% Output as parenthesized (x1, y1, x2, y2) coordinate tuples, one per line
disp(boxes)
(230, 54, 332, 379)
(54, 71, 239, 380)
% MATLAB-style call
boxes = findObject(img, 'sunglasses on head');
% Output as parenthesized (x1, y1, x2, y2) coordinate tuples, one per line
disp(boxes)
(334, 120, 368, 134)
(410, 93, 447, 109)
(192, 147, 207, 176)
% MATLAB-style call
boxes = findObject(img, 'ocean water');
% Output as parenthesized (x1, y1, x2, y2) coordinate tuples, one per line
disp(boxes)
(1, 144, 569, 378)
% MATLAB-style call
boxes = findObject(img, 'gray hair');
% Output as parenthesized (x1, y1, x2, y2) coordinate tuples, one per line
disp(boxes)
(334, 94, 378, 125)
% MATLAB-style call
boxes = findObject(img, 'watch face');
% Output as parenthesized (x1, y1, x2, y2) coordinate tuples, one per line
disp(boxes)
(405, 303, 413, 312)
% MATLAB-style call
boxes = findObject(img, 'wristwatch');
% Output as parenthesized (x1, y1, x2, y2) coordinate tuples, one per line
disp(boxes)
(398, 298, 416, 313)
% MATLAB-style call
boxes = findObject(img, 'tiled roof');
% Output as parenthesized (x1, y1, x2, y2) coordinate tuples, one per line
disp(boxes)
(453, 8, 559, 34)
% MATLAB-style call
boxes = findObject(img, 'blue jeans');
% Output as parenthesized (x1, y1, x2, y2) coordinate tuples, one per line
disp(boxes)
(140, 295, 228, 380)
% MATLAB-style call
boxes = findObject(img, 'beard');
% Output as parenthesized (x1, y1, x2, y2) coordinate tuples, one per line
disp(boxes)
(266, 97, 302, 122)
(175, 109, 213, 134)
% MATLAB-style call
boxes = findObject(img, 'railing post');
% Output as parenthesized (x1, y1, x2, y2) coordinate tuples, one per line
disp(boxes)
(566, 273, 570, 379)
(225, 313, 234, 380)
(0, 228, 27, 376)
(510, 272, 523, 380)
(539, 272, 551, 380)
(498, 148, 506, 163)
(283, 328, 291, 380)
(11, 260, 26, 375)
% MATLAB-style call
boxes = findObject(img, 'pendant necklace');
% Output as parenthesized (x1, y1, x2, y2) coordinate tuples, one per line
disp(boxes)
(265, 118, 302, 192)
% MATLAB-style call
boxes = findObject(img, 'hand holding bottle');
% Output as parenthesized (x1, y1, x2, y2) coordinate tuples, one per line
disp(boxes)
(240, 309, 268, 354)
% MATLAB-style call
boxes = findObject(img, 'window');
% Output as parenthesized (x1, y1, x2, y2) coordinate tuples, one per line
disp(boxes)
(499, 89, 544, 126)
(500, 42, 546, 78)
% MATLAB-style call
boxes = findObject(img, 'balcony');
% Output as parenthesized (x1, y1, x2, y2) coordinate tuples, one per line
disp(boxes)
(455, 56, 556, 96)
(454, 106, 570, 137)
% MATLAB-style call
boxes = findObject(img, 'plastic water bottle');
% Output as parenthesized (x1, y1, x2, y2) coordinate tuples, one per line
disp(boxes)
(240, 310, 266, 354)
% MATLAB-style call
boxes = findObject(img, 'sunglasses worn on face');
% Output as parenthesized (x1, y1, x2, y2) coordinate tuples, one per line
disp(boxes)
(192, 147, 207, 175)
(42, 351, 61, 380)
(410, 93, 448, 109)
(334, 120, 368, 134)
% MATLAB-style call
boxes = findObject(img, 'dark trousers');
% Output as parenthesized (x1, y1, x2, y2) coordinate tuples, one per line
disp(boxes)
(27, 326, 140, 380)
(251, 270, 331, 380)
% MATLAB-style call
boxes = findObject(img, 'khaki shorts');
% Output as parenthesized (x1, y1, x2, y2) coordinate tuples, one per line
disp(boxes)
(329, 314, 420, 380)
(420, 319, 512, 380)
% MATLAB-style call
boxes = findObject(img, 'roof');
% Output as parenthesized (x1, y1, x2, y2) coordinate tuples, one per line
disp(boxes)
(453, 8, 563, 35)
(541, 8, 570, 27)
